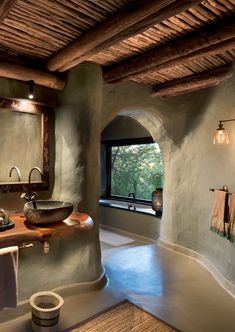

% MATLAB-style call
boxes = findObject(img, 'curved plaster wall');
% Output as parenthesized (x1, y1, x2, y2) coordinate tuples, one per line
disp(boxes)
(17, 63, 104, 301)
(52, 62, 103, 287)
(102, 71, 235, 284)
(0, 78, 57, 211)
(0, 78, 58, 301)
(0, 63, 104, 302)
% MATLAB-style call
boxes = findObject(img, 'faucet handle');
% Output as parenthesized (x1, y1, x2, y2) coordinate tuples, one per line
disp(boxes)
(31, 192, 38, 201)
(21, 192, 28, 200)
(21, 192, 38, 202)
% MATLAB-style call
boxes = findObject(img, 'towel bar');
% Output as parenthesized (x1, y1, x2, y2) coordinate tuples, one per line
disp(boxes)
(18, 242, 34, 250)
(210, 185, 231, 195)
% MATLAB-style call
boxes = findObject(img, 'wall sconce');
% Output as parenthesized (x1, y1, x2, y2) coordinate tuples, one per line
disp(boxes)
(27, 80, 34, 99)
(213, 119, 235, 144)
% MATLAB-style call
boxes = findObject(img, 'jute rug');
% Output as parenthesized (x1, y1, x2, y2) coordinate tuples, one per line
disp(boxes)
(64, 300, 180, 332)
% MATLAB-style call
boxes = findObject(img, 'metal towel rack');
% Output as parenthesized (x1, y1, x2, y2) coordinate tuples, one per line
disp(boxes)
(210, 185, 231, 195)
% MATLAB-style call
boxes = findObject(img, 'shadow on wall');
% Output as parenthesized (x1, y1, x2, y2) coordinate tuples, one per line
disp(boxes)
(126, 111, 165, 141)
(154, 88, 216, 147)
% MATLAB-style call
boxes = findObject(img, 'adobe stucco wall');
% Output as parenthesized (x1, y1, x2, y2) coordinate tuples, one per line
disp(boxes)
(0, 63, 104, 302)
(100, 206, 160, 240)
(19, 62, 104, 301)
(101, 115, 150, 140)
(102, 67, 235, 284)
(0, 77, 57, 212)
(0, 61, 235, 303)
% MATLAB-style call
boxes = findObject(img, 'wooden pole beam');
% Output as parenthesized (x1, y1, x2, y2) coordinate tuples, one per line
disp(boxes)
(151, 65, 233, 98)
(47, 0, 182, 72)
(0, 61, 65, 90)
(121, 37, 235, 82)
(0, 0, 17, 23)
(104, 20, 235, 83)
(57, 0, 202, 72)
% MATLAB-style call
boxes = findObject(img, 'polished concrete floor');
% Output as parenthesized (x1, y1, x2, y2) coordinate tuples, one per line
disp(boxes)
(1, 230, 235, 331)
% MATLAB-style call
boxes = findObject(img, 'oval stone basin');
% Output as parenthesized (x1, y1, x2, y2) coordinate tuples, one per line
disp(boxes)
(24, 200, 73, 225)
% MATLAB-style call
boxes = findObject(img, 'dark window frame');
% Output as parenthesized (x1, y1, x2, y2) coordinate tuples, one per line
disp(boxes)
(101, 137, 156, 205)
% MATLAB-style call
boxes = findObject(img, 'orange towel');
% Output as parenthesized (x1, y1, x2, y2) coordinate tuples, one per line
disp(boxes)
(228, 193, 235, 242)
(210, 190, 229, 237)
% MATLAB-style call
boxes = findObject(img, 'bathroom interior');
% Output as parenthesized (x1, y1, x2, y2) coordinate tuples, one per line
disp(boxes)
(0, 1, 235, 331)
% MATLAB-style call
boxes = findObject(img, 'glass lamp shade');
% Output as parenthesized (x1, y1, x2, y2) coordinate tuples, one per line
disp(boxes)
(213, 128, 230, 144)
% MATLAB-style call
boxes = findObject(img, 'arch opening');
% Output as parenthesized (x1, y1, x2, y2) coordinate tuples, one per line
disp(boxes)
(100, 108, 170, 217)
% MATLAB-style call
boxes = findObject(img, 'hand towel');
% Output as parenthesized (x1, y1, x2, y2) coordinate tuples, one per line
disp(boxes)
(228, 193, 235, 242)
(0, 246, 18, 310)
(210, 190, 229, 237)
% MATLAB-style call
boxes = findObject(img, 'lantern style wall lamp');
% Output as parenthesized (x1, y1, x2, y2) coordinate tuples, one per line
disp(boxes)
(213, 119, 235, 144)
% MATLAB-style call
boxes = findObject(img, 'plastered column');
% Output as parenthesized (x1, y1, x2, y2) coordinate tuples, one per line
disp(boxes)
(52, 61, 103, 283)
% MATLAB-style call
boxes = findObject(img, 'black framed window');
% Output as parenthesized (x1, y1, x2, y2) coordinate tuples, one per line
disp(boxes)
(101, 138, 163, 203)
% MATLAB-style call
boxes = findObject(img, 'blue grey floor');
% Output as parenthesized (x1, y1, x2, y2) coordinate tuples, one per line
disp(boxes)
(1, 229, 235, 331)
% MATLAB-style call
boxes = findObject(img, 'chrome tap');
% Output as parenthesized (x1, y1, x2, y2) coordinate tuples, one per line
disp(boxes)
(9, 166, 21, 182)
(128, 192, 136, 209)
(21, 167, 43, 202)
(128, 192, 135, 202)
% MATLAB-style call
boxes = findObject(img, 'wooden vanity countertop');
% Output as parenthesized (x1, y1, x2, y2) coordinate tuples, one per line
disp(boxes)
(0, 212, 93, 248)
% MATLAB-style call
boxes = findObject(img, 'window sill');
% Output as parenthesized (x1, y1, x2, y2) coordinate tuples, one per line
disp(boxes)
(99, 199, 160, 217)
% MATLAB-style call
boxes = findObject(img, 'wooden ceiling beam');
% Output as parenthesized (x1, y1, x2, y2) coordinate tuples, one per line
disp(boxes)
(0, 61, 65, 90)
(47, 0, 198, 72)
(124, 37, 235, 82)
(57, 0, 202, 72)
(0, 0, 17, 24)
(104, 20, 235, 83)
(151, 65, 233, 98)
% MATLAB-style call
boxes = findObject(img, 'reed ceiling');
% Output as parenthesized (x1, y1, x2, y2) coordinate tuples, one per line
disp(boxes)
(0, 0, 234, 97)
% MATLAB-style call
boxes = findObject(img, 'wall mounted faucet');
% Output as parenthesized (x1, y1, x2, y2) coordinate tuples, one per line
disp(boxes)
(128, 192, 136, 209)
(9, 166, 21, 182)
(21, 167, 44, 202)
(128, 192, 136, 202)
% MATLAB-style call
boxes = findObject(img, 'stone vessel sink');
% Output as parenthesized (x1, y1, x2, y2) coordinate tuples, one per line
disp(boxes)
(24, 200, 73, 225)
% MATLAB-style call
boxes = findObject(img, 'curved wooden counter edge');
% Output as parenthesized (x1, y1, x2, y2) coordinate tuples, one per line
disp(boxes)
(0, 212, 93, 248)
(25, 212, 93, 238)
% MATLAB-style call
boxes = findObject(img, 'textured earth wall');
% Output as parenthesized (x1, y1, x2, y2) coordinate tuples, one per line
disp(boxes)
(102, 69, 235, 284)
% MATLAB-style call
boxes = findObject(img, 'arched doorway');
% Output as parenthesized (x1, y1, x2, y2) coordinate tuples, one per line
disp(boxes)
(99, 111, 168, 240)
(101, 115, 163, 202)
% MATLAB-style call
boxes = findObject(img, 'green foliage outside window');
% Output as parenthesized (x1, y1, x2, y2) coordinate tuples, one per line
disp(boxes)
(111, 143, 163, 200)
